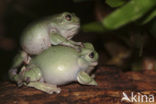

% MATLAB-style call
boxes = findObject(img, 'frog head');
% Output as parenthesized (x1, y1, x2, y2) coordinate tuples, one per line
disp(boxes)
(52, 12, 80, 39)
(78, 43, 99, 69)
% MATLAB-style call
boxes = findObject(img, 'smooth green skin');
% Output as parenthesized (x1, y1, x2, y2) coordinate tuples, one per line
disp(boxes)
(21, 12, 80, 55)
(10, 43, 99, 94)
(10, 12, 81, 72)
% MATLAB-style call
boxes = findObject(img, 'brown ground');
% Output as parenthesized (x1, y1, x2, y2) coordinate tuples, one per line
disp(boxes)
(0, 66, 156, 104)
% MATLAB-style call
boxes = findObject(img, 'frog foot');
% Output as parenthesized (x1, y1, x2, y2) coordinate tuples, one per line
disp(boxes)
(17, 80, 24, 87)
(41, 83, 61, 94)
(24, 55, 31, 64)
(76, 42, 84, 47)
(91, 74, 95, 78)
(45, 86, 61, 94)
(26, 81, 61, 94)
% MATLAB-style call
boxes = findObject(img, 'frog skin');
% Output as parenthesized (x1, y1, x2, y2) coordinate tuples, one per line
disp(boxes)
(10, 12, 81, 73)
(9, 43, 99, 94)
(21, 12, 80, 55)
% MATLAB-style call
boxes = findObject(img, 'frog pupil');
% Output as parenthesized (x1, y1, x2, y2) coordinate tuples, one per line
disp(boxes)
(89, 52, 94, 58)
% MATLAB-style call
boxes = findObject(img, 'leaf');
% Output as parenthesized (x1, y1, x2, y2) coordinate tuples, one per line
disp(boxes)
(81, 22, 107, 32)
(82, 0, 156, 32)
(103, 0, 156, 30)
(142, 9, 156, 24)
(73, 0, 91, 3)
(150, 19, 156, 38)
(105, 0, 126, 8)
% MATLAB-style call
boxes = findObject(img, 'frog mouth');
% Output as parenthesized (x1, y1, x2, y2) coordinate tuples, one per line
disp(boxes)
(66, 28, 79, 39)
(66, 31, 77, 39)
(90, 62, 98, 66)
(72, 23, 80, 27)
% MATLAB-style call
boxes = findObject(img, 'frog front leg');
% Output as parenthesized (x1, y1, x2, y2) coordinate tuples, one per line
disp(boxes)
(49, 32, 82, 50)
(20, 64, 61, 94)
(77, 71, 97, 86)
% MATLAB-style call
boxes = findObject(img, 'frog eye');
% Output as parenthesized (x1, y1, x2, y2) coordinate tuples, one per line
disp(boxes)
(89, 52, 94, 58)
(65, 14, 72, 21)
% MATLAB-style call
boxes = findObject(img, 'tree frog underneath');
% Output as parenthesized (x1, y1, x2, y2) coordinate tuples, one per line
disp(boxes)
(11, 12, 81, 71)
(9, 43, 99, 94)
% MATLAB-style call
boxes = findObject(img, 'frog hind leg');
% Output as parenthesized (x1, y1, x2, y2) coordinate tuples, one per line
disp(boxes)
(22, 64, 61, 94)
(9, 51, 31, 82)
(27, 82, 61, 94)
(8, 68, 22, 83)
(12, 51, 31, 68)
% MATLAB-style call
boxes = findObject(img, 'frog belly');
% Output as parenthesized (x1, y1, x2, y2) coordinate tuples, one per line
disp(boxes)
(42, 65, 79, 85)
(31, 46, 81, 85)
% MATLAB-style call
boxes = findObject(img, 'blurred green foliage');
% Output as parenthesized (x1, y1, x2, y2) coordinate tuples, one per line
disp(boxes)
(150, 19, 156, 38)
(82, 0, 156, 32)
(142, 9, 156, 24)
(73, 0, 91, 2)
(105, 0, 126, 8)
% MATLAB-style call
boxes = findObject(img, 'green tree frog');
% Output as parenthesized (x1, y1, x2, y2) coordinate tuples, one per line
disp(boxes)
(11, 12, 81, 71)
(9, 43, 99, 94)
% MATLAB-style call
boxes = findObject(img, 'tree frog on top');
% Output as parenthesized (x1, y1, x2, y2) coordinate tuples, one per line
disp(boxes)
(11, 12, 81, 70)
(9, 43, 99, 94)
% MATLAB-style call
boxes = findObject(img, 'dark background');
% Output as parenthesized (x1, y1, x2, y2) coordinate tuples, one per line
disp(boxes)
(0, 0, 156, 81)
(0, 0, 96, 81)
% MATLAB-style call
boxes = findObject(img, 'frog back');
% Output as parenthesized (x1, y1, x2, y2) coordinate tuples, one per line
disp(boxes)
(20, 20, 51, 55)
